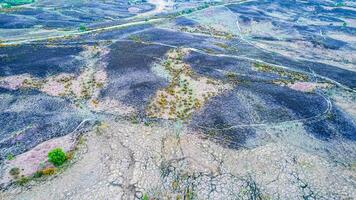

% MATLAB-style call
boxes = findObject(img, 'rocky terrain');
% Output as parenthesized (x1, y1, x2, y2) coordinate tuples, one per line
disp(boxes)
(0, 0, 355, 199)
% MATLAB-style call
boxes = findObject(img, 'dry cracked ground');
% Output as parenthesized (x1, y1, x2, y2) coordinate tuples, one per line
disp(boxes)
(0, 0, 356, 199)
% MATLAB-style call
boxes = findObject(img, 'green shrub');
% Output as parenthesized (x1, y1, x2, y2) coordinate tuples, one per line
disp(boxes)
(66, 151, 74, 160)
(41, 167, 56, 175)
(48, 148, 67, 167)
(128, 35, 142, 43)
(32, 171, 43, 178)
(79, 24, 87, 32)
(142, 193, 149, 200)
(6, 153, 14, 160)
(33, 167, 56, 178)
(335, 2, 345, 7)
(225, 72, 238, 80)
(15, 176, 30, 186)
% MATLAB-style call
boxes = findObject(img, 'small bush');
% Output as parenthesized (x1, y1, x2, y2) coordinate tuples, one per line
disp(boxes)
(32, 171, 43, 178)
(15, 176, 30, 186)
(6, 153, 14, 160)
(33, 167, 56, 178)
(79, 24, 87, 32)
(66, 151, 74, 160)
(225, 72, 238, 80)
(41, 167, 56, 175)
(9, 167, 20, 177)
(48, 148, 67, 167)
(128, 35, 142, 43)
(142, 194, 149, 200)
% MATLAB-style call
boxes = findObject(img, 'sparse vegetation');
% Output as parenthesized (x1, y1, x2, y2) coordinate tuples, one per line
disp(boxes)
(78, 135, 86, 145)
(66, 150, 74, 160)
(32, 171, 43, 178)
(147, 48, 228, 120)
(48, 148, 67, 167)
(6, 153, 14, 160)
(142, 193, 149, 200)
(179, 25, 234, 40)
(15, 176, 31, 186)
(203, 48, 215, 54)
(95, 121, 109, 135)
(215, 42, 229, 50)
(225, 71, 239, 84)
(326, 112, 335, 121)
(8, 147, 74, 186)
(128, 0, 146, 5)
(184, 187, 195, 200)
(254, 63, 308, 83)
(129, 114, 140, 124)
(0, 2, 11, 8)
(79, 24, 87, 32)
(15, 176, 30, 186)
(128, 35, 143, 43)
(40, 167, 56, 176)
(9, 167, 20, 177)
(169, 2, 219, 18)
(0, 0, 34, 6)
(335, 2, 345, 7)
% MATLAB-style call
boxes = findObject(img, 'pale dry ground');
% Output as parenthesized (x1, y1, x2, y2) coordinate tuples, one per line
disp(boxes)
(0, 134, 76, 186)
(1, 119, 355, 200)
(136, 0, 174, 18)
